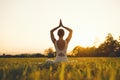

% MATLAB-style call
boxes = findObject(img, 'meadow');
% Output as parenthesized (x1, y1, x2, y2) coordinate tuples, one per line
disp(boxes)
(0, 57, 120, 80)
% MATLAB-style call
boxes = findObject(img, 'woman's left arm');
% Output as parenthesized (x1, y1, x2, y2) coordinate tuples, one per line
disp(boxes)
(50, 26, 60, 43)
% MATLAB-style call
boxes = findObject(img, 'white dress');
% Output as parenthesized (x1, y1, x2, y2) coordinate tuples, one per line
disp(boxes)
(46, 40, 68, 63)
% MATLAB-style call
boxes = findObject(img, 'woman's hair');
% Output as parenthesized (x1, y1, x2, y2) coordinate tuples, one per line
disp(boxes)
(58, 29, 64, 37)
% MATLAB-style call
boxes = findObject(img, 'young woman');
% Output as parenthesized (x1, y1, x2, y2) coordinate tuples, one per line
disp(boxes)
(46, 19, 72, 63)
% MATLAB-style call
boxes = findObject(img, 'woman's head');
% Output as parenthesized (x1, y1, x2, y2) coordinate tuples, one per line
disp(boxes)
(58, 29, 64, 37)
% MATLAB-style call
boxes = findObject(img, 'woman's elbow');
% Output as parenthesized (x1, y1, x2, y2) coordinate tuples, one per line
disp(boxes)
(50, 30, 53, 33)
(70, 29, 73, 33)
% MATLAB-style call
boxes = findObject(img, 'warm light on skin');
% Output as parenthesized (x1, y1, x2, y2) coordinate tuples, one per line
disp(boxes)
(0, 0, 120, 54)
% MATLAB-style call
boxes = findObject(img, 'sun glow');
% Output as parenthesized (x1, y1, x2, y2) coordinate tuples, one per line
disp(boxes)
(0, 0, 120, 54)
(79, 35, 95, 47)
(73, 29, 98, 48)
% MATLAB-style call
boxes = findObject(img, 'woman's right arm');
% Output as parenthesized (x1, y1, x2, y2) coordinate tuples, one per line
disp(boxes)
(62, 26, 73, 43)
(50, 26, 60, 43)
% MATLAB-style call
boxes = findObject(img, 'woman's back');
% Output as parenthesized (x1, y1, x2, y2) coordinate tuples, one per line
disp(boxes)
(54, 40, 68, 57)
(54, 40, 68, 62)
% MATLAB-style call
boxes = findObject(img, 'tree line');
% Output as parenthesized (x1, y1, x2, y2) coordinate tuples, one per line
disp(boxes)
(0, 53, 46, 58)
(71, 33, 120, 57)
(0, 33, 120, 58)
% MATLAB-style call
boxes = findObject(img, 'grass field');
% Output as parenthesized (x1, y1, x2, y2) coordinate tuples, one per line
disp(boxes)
(0, 57, 120, 80)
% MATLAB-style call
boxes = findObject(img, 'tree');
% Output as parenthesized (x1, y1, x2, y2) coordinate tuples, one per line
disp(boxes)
(71, 33, 120, 57)
(97, 33, 120, 56)
(44, 47, 55, 58)
(71, 46, 97, 57)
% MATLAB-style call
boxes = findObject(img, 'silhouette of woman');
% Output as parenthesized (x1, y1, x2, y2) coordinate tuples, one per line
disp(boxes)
(46, 19, 72, 63)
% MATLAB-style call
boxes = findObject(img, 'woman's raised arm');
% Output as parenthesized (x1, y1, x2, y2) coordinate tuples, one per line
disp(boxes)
(50, 22, 61, 44)
(50, 26, 59, 44)
(63, 26, 73, 43)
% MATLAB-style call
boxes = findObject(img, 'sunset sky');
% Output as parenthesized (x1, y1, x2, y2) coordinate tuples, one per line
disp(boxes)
(0, 0, 120, 54)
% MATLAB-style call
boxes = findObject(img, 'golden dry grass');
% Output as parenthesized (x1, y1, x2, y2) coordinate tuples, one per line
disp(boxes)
(0, 57, 120, 80)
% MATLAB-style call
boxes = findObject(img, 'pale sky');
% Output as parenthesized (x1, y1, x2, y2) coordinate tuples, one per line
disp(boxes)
(0, 0, 120, 54)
